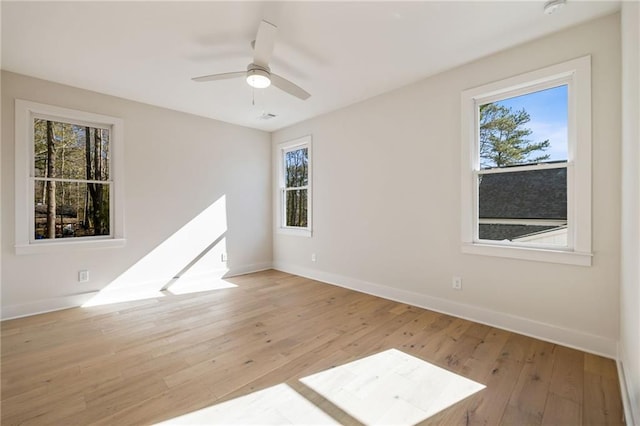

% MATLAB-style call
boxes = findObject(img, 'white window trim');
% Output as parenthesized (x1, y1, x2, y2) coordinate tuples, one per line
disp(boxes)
(276, 135, 312, 237)
(15, 99, 126, 254)
(460, 56, 592, 266)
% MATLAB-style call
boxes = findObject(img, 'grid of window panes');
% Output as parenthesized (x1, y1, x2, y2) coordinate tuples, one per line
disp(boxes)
(476, 84, 569, 247)
(283, 146, 309, 228)
(33, 118, 111, 240)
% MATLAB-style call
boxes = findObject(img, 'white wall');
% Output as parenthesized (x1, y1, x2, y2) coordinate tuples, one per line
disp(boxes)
(273, 14, 621, 357)
(620, 2, 640, 424)
(1, 71, 273, 318)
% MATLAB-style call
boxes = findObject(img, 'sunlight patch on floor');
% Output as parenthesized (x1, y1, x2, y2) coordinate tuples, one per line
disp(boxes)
(300, 348, 486, 425)
(154, 349, 485, 425)
(154, 383, 339, 425)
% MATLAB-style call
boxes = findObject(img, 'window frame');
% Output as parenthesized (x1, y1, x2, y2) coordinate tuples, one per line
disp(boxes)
(460, 56, 592, 266)
(276, 135, 312, 237)
(15, 99, 126, 254)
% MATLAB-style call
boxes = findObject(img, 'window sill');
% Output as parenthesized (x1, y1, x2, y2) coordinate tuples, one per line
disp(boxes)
(277, 227, 312, 238)
(16, 238, 126, 255)
(461, 242, 592, 266)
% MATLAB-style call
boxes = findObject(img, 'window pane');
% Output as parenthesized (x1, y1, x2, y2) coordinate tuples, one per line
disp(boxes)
(285, 189, 308, 227)
(478, 168, 567, 246)
(34, 181, 110, 239)
(34, 119, 110, 180)
(285, 147, 308, 188)
(479, 85, 567, 170)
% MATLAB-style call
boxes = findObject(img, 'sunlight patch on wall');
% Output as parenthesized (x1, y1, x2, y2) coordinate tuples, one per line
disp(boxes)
(81, 285, 167, 307)
(154, 383, 339, 425)
(166, 267, 238, 296)
(83, 195, 229, 307)
(300, 348, 485, 425)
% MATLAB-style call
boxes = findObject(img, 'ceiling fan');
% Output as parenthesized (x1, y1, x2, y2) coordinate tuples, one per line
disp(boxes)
(192, 20, 311, 101)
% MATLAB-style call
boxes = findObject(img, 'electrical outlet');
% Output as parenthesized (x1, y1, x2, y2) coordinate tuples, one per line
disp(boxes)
(78, 270, 89, 283)
(452, 276, 462, 290)
(311, 253, 317, 262)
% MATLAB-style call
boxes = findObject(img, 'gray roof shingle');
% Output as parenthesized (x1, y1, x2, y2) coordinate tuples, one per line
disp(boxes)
(478, 167, 567, 220)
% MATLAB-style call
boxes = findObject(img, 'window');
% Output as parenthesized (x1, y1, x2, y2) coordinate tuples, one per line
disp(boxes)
(15, 100, 125, 254)
(461, 56, 592, 266)
(277, 136, 311, 236)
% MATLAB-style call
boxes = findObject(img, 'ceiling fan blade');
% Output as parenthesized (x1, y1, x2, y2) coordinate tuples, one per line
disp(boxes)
(271, 73, 311, 100)
(253, 20, 277, 67)
(192, 71, 245, 82)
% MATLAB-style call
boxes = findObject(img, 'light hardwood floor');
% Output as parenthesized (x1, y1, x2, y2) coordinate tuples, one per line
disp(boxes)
(1, 270, 624, 425)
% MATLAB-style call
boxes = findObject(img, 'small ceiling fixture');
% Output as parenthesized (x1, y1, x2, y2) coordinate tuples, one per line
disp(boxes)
(544, 0, 566, 15)
(259, 112, 277, 120)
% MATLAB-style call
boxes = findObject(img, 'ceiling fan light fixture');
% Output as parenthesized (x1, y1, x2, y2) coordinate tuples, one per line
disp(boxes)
(246, 69, 271, 88)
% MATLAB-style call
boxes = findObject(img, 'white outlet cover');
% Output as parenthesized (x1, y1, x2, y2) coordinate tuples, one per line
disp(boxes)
(452, 277, 462, 290)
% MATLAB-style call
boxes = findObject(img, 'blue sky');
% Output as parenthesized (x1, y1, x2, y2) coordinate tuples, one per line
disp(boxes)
(495, 84, 568, 162)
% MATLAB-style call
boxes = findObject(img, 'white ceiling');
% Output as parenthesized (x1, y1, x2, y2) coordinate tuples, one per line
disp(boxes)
(2, 1, 620, 132)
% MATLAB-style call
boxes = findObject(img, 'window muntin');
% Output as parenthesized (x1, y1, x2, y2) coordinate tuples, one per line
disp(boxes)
(32, 118, 112, 241)
(476, 84, 569, 248)
(15, 100, 125, 254)
(461, 56, 592, 266)
(277, 136, 311, 236)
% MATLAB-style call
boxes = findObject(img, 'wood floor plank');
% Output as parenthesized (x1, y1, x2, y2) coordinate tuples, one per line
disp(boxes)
(548, 345, 585, 404)
(464, 333, 533, 425)
(501, 339, 556, 425)
(541, 393, 582, 426)
(583, 371, 624, 425)
(1, 270, 624, 425)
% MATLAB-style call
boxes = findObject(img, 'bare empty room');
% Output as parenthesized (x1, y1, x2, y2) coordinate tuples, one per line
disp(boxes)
(1, 1, 639, 425)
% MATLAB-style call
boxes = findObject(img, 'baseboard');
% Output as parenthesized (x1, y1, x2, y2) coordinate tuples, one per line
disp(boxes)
(225, 261, 273, 277)
(1, 261, 273, 321)
(273, 262, 617, 359)
(618, 345, 639, 426)
(1, 291, 100, 320)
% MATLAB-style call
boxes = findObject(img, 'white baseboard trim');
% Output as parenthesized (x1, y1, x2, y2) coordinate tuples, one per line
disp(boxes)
(1, 291, 100, 320)
(618, 345, 639, 426)
(225, 261, 273, 277)
(273, 262, 617, 359)
(1, 262, 273, 321)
